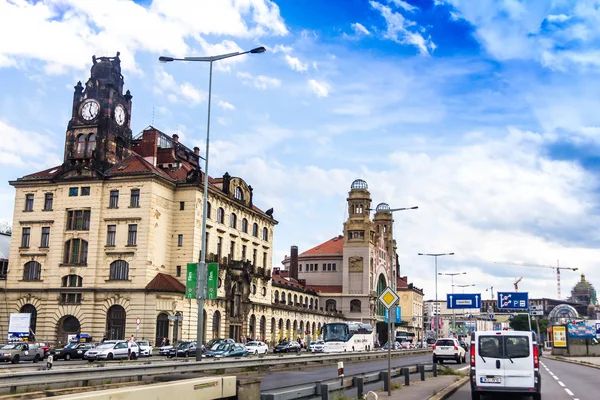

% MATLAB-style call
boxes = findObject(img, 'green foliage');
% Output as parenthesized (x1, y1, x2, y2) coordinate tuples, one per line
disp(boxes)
(509, 314, 531, 331)
(537, 318, 549, 334)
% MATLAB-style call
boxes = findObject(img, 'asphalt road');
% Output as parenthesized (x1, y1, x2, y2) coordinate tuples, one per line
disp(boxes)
(261, 352, 462, 391)
(447, 357, 596, 400)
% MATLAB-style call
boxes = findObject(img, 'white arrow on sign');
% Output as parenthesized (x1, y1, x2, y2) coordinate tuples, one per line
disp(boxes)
(475, 295, 479, 308)
(449, 295, 453, 305)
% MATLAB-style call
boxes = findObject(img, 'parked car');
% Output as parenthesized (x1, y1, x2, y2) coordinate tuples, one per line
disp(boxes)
(459, 340, 469, 352)
(382, 341, 401, 350)
(273, 341, 301, 353)
(136, 340, 153, 357)
(84, 340, 139, 361)
(432, 338, 466, 364)
(245, 341, 268, 355)
(204, 338, 235, 352)
(0, 342, 44, 364)
(35, 342, 50, 358)
(203, 343, 248, 358)
(308, 340, 325, 353)
(51, 342, 94, 361)
(159, 344, 173, 356)
(470, 330, 541, 400)
(168, 341, 197, 358)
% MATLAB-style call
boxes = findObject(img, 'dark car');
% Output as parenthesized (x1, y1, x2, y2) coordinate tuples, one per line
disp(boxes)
(203, 343, 248, 358)
(168, 341, 197, 358)
(203, 338, 235, 353)
(459, 340, 469, 352)
(52, 343, 94, 360)
(273, 341, 301, 353)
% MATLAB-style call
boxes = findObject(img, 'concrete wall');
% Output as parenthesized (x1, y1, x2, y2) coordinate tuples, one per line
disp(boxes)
(552, 340, 600, 356)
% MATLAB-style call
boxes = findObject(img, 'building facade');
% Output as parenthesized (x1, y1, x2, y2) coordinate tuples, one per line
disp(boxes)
(2, 53, 338, 346)
(396, 278, 424, 341)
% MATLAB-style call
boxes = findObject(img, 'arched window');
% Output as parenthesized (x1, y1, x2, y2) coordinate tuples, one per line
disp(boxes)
(206, 202, 212, 219)
(274, 290, 279, 303)
(249, 314, 256, 338)
(312, 322, 316, 336)
(86, 134, 96, 157)
(241, 218, 248, 233)
(260, 316, 266, 340)
(315, 299, 319, 310)
(326, 299, 337, 312)
(20, 304, 37, 337)
(64, 239, 88, 265)
(109, 260, 129, 280)
(106, 305, 126, 340)
(23, 261, 41, 281)
(61, 274, 82, 287)
(76, 134, 87, 157)
(304, 297, 308, 307)
(294, 294, 298, 305)
(212, 311, 221, 338)
(156, 313, 169, 345)
(310, 298, 314, 309)
(262, 227, 268, 241)
(217, 207, 225, 223)
(350, 299, 361, 312)
(230, 213, 237, 229)
(252, 223, 258, 237)
(299, 295, 303, 307)
(287, 293, 292, 305)
(234, 187, 244, 201)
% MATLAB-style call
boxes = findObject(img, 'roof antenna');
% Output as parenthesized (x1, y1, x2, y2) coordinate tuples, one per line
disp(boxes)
(151, 106, 155, 126)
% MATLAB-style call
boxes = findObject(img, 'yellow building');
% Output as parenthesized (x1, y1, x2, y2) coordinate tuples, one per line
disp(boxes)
(396, 278, 424, 342)
(2, 53, 338, 346)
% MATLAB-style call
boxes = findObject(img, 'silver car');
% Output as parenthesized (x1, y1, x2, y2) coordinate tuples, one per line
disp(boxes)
(308, 340, 325, 352)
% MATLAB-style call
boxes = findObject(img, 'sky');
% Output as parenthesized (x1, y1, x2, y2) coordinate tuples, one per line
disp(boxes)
(1, 0, 600, 303)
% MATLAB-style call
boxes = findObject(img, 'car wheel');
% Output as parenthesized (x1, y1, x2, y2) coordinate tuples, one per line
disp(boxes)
(471, 391, 480, 400)
(532, 392, 541, 400)
(184, 351, 189, 358)
(65, 354, 71, 361)
(107, 353, 114, 360)
(11, 355, 19, 364)
(33, 355, 40, 363)
(462, 355, 466, 363)
(88, 359, 95, 363)
(456, 355, 461, 364)
(432, 356, 437, 364)
(131, 352, 137, 360)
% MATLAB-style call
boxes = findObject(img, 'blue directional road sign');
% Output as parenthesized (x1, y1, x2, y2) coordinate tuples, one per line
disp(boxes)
(446, 293, 482, 309)
(497, 292, 529, 310)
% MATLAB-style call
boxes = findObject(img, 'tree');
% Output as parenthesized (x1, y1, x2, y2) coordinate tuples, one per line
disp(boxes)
(509, 314, 531, 331)
(0, 221, 11, 235)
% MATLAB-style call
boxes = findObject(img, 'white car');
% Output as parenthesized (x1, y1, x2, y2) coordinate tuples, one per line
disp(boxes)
(136, 340, 152, 357)
(84, 340, 139, 361)
(308, 340, 325, 352)
(159, 345, 173, 356)
(245, 341, 268, 355)
(433, 338, 466, 364)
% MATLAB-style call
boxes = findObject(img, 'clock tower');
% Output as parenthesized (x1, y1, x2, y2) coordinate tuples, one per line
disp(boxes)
(63, 52, 133, 176)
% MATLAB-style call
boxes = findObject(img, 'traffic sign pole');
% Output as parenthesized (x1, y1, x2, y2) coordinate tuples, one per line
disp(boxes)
(378, 287, 399, 398)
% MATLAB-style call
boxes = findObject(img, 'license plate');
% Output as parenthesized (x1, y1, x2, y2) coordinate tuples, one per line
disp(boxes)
(481, 377, 501, 384)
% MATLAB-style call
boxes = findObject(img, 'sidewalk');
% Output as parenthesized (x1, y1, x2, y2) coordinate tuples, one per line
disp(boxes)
(377, 375, 461, 400)
(544, 354, 600, 369)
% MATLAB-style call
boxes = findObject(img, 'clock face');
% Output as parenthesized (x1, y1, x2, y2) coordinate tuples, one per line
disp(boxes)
(81, 100, 99, 121)
(115, 105, 126, 126)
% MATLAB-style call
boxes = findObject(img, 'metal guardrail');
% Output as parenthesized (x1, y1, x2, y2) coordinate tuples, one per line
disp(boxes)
(260, 363, 440, 400)
(0, 349, 431, 392)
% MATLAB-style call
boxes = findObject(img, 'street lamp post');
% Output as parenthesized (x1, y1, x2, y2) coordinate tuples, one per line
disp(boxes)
(418, 252, 454, 339)
(455, 283, 475, 293)
(159, 46, 266, 361)
(439, 272, 466, 336)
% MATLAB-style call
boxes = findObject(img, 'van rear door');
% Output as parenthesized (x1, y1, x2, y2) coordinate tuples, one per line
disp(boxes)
(475, 333, 505, 389)
(503, 333, 535, 389)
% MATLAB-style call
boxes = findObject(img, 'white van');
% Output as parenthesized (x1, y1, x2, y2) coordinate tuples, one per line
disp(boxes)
(470, 330, 541, 400)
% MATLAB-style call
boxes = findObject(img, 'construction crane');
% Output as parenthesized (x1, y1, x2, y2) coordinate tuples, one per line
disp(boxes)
(495, 260, 578, 299)
(514, 277, 523, 291)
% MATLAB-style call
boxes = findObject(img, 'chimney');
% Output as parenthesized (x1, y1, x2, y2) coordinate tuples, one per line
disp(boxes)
(290, 245, 299, 281)
(172, 134, 179, 142)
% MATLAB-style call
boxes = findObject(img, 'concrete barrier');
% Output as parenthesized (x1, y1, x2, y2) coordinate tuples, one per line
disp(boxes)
(52, 376, 236, 399)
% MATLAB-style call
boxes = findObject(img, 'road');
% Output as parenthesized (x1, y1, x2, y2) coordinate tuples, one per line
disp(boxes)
(447, 357, 597, 400)
(261, 352, 461, 390)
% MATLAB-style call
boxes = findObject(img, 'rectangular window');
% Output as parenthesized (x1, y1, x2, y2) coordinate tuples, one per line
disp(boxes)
(332, 263, 337, 271)
(24, 194, 34, 211)
(204, 233, 209, 260)
(44, 193, 53, 211)
(179, 202, 185, 211)
(69, 187, 78, 197)
(109, 190, 119, 208)
(263, 252, 267, 267)
(176, 265, 181, 277)
(178, 234, 183, 247)
(21, 227, 30, 248)
(81, 187, 90, 196)
(299, 264, 302, 272)
(40, 227, 50, 248)
(323, 263, 326, 271)
(130, 188, 140, 207)
(229, 240, 235, 259)
(64, 239, 88, 265)
(67, 210, 91, 231)
(0, 260, 7, 280)
(60, 293, 82, 304)
(242, 245, 247, 260)
(127, 224, 137, 246)
(106, 225, 116, 246)
(328, 263, 332, 271)
(217, 237, 223, 260)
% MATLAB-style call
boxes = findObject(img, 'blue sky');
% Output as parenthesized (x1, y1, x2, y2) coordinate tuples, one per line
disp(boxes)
(1, 0, 600, 301)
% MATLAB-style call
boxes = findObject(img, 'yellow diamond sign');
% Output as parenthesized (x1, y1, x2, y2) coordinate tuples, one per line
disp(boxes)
(378, 287, 399, 309)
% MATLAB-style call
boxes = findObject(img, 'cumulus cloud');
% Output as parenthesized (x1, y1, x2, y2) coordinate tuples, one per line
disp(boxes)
(218, 100, 236, 110)
(155, 69, 205, 105)
(285, 55, 308, 72)
(351, 22, 371, 35)
(237, 71, 281, 89)
(0, 120, 61, 168)
(308, 79, 331, 97)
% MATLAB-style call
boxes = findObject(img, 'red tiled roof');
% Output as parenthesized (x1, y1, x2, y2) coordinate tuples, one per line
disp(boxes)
(271, 273, 317, 294)
(106, 153, 173, 180)
(301, 235, 344, 256)
(146, 273, 186, 293)
(306, 285, 343, 293)
(20, 165, 63, 180)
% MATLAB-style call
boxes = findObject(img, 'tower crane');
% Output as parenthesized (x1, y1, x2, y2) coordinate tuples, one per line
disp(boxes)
(495, 260, 578, 299)
(514, 277, 523, 291)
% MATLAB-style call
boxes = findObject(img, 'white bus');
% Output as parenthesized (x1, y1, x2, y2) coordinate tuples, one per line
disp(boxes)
(322, 322, 374, 352)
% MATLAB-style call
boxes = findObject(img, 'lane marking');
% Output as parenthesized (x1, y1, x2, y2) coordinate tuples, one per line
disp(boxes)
(558, 381, 565, 387)
(565, 388, 574, 396)
(553, 376, 559, 380)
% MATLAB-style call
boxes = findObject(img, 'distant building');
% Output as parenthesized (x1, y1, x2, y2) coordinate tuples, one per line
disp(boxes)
(396, 277, 424, 341)
(0, 232, 9, 280)
(567, 274, 598, 318)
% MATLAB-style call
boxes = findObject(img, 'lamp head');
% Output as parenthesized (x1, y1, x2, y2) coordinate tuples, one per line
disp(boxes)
(250, 46, 267, 54)
(159, 56, 174, 63)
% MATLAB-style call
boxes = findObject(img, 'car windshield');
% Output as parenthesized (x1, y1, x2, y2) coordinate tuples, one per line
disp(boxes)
(215, 343, 230, 351)
(1, 344, 17, 350)
(246, 342, 257, 346)
(279, 341, 289, 346)
(95, 344, 115, 350)
(436, 340, 454, 347)
(177, 342, 190, 348)
(65, 343, 78, 349)
(137, 341, 149, 346)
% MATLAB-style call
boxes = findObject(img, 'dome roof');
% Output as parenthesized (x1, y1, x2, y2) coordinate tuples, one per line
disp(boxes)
(375, 203, 390, 212)
(573, 274, 593, 292)
(351, 179, 368, 190)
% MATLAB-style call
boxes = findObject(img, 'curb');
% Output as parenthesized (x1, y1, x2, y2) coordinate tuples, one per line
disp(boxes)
(543, 355, 600, 370)
(427, 376, 469, 400)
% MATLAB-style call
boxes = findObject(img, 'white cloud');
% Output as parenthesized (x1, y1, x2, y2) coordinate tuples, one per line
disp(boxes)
(284, 55, 308, 72)
(351, 22, 371, 35)
(155, 69, 206, 105)
(389, 0, 418, 12)
(218, 100, 236, 110)
(271, 44, 293, 54)
(546, 14, 570, 23)
(237, 71, 281, 89)
(370, 1, 435, 55)
(0, 120, 61, 168)
(308, 79, 331, 97)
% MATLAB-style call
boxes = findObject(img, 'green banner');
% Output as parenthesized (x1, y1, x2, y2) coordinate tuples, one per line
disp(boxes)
(185, 263, 197, 299)
(207, 263, 218, 299)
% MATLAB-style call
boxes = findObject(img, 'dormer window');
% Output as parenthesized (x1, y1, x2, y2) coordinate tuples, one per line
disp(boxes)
(234, 187, 244, 201)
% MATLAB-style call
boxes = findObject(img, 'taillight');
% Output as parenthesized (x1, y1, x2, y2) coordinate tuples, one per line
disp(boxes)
(533, 344, 539, 368)
(454, 345, 458, 350)
(433, 344, 436, 350)
(470, 343, 475, 366)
